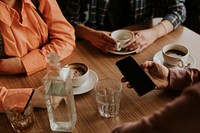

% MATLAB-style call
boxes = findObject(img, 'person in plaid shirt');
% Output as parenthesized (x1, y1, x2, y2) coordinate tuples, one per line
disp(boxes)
(59, 0, 186, 53)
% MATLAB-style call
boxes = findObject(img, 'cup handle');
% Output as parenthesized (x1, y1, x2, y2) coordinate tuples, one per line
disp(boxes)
(178, 59, 185, 68)
(116, 42, 122, 51)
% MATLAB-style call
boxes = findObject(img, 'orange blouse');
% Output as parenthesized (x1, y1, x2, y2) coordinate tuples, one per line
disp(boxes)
(0, 0, 75, 75)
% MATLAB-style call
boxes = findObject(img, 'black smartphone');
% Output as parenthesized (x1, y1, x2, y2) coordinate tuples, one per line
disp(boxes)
(116, 56, 156, 96)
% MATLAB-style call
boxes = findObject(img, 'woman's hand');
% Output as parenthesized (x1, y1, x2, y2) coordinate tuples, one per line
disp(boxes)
(122, 61, 169, 89)
(88, 30, 117, 52)
(126, 20, 173, 53)
(125, 28, 158, 52)
(32, 86, 46, 108)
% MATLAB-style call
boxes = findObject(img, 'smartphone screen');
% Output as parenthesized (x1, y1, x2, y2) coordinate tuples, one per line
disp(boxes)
(116, 56, 156, 96)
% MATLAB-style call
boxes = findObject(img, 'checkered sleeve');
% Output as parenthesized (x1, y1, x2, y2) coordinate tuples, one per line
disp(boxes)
(163, 0, 186, 29)
(58, 0, 89, 27)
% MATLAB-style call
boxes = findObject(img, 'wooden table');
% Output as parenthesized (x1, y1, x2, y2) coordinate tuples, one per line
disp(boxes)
(1, 18, 200, 133)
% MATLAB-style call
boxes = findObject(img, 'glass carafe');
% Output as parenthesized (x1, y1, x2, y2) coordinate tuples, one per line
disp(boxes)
(43, 53, 76, 132)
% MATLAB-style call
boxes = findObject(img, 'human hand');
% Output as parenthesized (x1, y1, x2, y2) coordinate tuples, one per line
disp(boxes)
(32, 86, 65, 109)
(89, 30, 116, 52)
(0, 57, 25, 75)
(122, 61, 169, 89)
(32, 86, 46, 108)
(125, 29, 158, 52)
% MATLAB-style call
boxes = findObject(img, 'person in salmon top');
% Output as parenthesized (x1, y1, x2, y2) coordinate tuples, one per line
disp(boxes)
(58, 0, 186, 52)
(0, 0, 75, 112)
(112, 61, 200, 133)
(0, 0, 75, 76)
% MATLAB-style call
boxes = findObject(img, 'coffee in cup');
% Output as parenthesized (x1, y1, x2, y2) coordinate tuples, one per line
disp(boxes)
(67, 63, 89, 87)
(162, 44, 189, 68)
(111, 29, 134, 51)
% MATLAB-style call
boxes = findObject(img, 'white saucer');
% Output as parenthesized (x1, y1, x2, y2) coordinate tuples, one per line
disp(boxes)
(108, 47, 140, 55)
(73, 69, 98, 95)
(153, 51, 196, 68)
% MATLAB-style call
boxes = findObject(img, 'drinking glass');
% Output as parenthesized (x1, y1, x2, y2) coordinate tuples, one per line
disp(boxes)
(3, 93, 34, 133)
(94, 78, 122, 118)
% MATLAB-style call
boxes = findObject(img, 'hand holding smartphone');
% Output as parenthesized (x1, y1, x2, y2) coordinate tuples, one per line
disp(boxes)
(116, 56, 156, 96)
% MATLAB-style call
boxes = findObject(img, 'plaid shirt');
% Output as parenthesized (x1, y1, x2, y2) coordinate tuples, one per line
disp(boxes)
(60, 0, 186, 30)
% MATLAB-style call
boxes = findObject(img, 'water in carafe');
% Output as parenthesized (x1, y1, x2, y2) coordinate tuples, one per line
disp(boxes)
(43, 53, 76, 132)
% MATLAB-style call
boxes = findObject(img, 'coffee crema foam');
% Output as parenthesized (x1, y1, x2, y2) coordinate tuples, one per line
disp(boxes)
(165, 49, 186, 57)
(70, 68, 86, 78)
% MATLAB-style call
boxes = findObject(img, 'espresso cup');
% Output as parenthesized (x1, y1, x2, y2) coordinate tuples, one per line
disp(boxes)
(67, 63, 89, 87)
(162, 44, 189, 68)
(111, 29, 134, 51)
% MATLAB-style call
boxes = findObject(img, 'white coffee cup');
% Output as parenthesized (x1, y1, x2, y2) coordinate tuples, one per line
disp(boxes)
(162, 44, 189, 68)
(66, 63, 89, 87)
(111, 29, 134, 51)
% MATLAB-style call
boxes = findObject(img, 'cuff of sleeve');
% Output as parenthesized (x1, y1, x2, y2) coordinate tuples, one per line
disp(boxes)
(168, 68, 191, 90)
(0, 88, 33, 113)
(21, 50, 47, 76)
(5, 88, 33, 98)
(0, 86, 8, 113)
(163, 15, 180, 29)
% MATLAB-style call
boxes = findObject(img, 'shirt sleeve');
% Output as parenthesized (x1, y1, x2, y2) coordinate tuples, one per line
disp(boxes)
(111, 82, 200, 133)
(168, 68, 200, 90)
(0, 86, 8, 112)
(21, 0, 76, 75)
(0, 87, 33, 113)
(162, 0, 186, 29)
